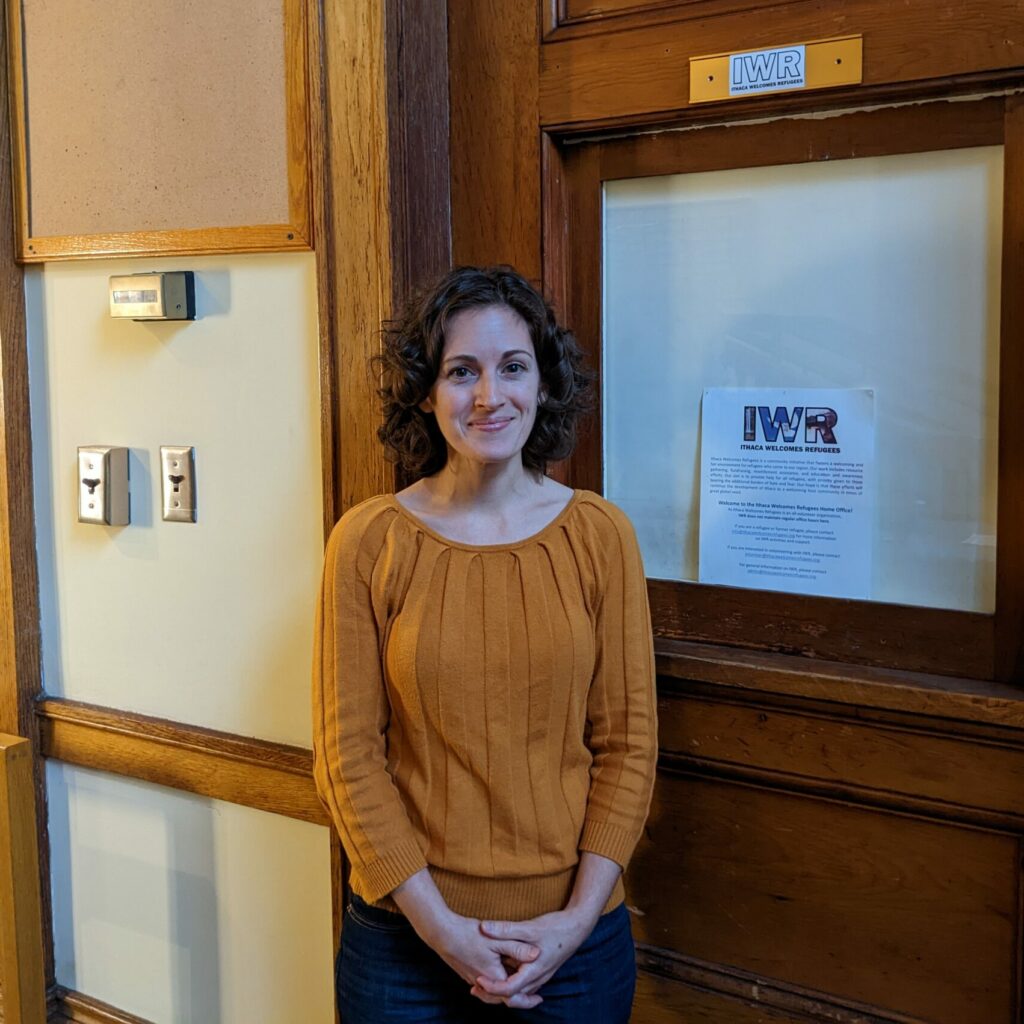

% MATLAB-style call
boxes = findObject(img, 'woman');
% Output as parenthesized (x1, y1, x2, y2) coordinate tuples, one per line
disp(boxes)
(312, 266, 657, 1022)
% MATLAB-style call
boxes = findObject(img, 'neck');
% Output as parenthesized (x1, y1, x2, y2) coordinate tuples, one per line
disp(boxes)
(426, 456, 544, 511)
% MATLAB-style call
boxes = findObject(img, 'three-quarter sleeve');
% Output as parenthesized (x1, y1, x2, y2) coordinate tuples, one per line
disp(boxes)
(311, 505, 428, 902)
(578, 505, 658, 871)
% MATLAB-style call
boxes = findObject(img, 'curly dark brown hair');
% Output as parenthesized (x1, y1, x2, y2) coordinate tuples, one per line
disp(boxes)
(374, 266, 594, 479)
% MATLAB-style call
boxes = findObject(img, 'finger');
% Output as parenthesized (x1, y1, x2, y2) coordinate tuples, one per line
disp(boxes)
(494, 940, 540, 964)
(480, 919, 537, 943)
(475, 963, 541, 998)
(505, 992, 543, 1009)
(469, 985, 505, 1005)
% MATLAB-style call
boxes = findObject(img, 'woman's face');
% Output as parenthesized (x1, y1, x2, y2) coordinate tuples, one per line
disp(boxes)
(420, 304, 544, 470)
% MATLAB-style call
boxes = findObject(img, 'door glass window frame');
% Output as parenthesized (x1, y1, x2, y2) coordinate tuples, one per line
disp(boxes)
(544, 96, 1024, 680)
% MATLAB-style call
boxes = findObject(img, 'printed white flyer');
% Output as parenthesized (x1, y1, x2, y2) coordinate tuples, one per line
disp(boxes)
(699, 388, 875, 599)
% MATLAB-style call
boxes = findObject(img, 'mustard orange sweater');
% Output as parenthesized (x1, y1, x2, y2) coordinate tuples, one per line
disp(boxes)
(311, 489, 657, 921)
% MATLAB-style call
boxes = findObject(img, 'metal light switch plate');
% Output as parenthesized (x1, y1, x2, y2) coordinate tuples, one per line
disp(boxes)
(78, 446, 130, 525)
(161, 446, 197, 523)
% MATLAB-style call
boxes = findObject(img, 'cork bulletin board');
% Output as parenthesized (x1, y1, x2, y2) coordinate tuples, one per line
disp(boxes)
(6, 0, 311, 261)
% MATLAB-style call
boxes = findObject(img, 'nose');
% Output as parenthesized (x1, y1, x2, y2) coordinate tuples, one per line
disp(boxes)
(474, 371, 504, 407)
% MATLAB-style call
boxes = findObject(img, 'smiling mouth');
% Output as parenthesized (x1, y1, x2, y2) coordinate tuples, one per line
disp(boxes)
(471, 419, 513, 431)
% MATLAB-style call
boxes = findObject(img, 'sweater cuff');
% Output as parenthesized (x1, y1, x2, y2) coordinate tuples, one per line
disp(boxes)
(358, 839, 429, 902)
(578, 819, 639, 871)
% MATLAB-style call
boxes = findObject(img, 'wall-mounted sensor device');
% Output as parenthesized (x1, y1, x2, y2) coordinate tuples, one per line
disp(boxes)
(78, 446, 130, 525)
(109, 271, 195, 321)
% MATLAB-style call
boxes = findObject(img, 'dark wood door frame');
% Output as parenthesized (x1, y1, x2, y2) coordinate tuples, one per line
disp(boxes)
(543, 94, 1024, 682)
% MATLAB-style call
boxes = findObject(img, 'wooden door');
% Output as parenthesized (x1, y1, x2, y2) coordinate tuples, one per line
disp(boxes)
(449, 2, 1024, 1020)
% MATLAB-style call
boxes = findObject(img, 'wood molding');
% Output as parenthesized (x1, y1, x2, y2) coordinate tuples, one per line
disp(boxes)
(319, 0, 395, 512)
(36, 699, 328, 827)
(543, 0, 786, 42)
(0, 0, 40, 808)
(0, 0, 53, 994)
(385, 0, 452, 304)
(656, 639, 1024, 731)
(309, 0, 341, 541)
(315, 0, 454, 519)
(657, 750, 1024, 834)
(538, 0, 1024, 130)
(594, 94, 1006, 181)
(995, 95, 1024, 680)
(635, 946, 928, 1024)
(384, 0, 453, 491)
(448, 0, 541, 279)
(0, 736, 46, 1024)
(49, 988, 155, 1024)
(14, 227, 313, 264)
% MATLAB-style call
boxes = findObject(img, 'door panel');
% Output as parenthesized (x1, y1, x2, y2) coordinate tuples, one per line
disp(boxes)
(630, 773, 1019, 1024)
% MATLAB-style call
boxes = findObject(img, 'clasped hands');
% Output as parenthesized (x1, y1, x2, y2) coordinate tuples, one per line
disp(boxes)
(439, 908, 596, 1010)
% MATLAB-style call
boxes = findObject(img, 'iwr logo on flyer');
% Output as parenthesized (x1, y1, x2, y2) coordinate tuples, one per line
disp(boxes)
(729, 44, 805, 96)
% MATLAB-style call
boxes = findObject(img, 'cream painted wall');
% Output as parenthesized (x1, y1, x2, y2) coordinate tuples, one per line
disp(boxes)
(27, 253, 325, 746)
(47, 762, 334, 1023)
(28, 252, 335, 1020)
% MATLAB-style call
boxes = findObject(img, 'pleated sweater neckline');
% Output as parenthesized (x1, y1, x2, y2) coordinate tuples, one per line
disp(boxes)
(387, 488, 582, 552)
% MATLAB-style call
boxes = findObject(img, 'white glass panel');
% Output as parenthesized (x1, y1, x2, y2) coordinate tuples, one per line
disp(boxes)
(603, 145, 1002, 612)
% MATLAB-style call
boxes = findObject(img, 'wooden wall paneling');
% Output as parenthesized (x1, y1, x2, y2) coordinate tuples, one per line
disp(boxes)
(319, 0, 454, 514)
(316, 0, 454, 961)
(655, 640, 1024, 733)
(309, 0, 341, 541)
(996, 95, 1024, 680)
(596, 96, 1006, 181)
(628, 771, 1020, 1024)
(306, 0, 350, 956)
(657, 689, 1024, 828)
(36, 699, 327, 826)
(319, 0, 394, 514)
(542, 139, 603, 491)
(648, 578, 993, 678)
(538, 0, 1024, 130)
(544, 0, 788, 40)
(633, 967, 818, 1024)
(383, 0, 454, 492)
(0, 7, 39, 772)
(385, 0, 452, 304)
(0, 736, 46, 1024)
(634, 948, 924, 1024)
(0, 0, 52, 996)
(447, 0, 542, 280)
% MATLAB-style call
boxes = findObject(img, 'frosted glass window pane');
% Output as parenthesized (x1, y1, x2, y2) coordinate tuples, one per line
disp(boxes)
(603, 146, 1002, 612)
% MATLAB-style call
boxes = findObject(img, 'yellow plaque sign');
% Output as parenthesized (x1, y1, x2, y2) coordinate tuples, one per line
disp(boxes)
(690, 35, 863, 104)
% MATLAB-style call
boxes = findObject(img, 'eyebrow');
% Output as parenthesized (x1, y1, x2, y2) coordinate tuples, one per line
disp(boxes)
(441, 349, 533, 367)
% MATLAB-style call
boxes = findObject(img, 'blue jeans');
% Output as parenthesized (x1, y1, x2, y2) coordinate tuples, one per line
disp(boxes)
(336, 893, 637, 1023)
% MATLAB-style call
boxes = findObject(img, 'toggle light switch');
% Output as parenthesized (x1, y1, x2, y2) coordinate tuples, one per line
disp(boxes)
(78, 446, 130, 525)
(161, 446, 197, 523)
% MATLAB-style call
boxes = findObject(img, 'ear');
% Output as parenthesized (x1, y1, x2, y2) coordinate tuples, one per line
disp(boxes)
(419, 395, 434, 414)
